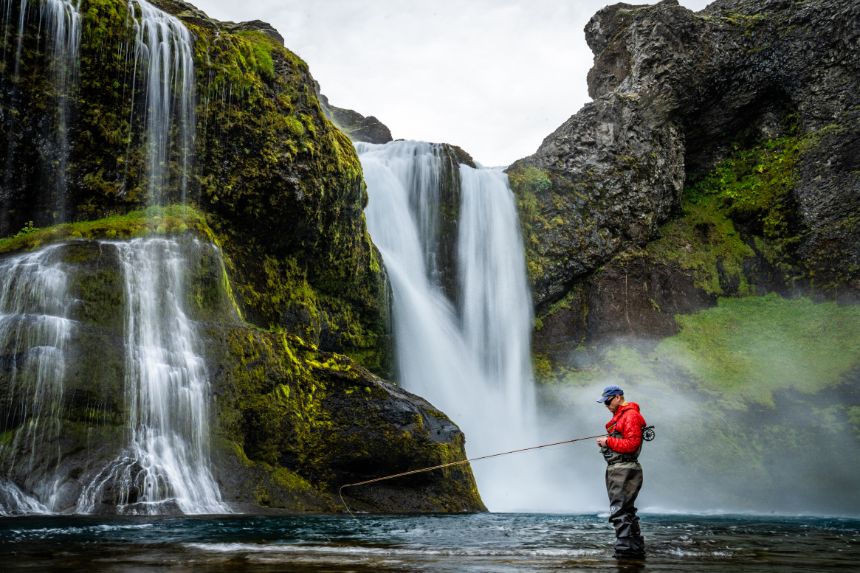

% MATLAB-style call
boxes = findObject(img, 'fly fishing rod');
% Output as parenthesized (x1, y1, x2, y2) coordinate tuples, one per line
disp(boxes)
(339, 430, 640, 517)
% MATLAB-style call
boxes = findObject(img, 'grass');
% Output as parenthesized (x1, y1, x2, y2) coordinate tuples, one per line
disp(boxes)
(559, 294, 860, 408)
(657, 294, 860, 405)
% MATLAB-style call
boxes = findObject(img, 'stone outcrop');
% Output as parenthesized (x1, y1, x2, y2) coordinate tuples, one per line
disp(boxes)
(316, 84, 393, 145)
(508, 0, 860, 353)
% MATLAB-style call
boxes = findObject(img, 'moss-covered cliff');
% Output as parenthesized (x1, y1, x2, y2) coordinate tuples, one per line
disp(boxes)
(0, 0, 389, 374)
(0, 210, 484, 513)
(508, 0, 859, 354)
(0, 0, 484, 513)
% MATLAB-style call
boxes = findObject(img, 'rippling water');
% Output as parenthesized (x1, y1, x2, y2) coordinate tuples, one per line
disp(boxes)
(1, 513, 858, 572)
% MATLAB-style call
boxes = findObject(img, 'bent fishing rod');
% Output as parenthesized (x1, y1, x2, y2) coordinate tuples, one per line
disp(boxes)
(338, 427, 654, 517)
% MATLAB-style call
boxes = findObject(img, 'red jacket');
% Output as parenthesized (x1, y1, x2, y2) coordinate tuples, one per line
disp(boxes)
(605, 402, 647, 454)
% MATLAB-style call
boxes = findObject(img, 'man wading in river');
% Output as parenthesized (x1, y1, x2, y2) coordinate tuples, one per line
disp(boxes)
(596, 385, 646, 558)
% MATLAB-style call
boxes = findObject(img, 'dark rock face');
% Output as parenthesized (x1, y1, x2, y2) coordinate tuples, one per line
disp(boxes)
(510, 0, 860, 351)
(317, 86, 393, 145)
(509, 93, 685, 307)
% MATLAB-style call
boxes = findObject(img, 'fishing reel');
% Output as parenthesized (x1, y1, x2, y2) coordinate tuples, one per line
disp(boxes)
(642, 426, 656, 442)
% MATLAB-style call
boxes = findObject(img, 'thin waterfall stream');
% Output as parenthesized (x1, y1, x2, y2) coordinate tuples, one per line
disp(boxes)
(76, 0, 224, 514)
(0, 246, 73, 514)
(77, 239, 226, 515)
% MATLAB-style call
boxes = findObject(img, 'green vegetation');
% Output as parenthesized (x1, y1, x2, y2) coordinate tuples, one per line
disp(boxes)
(508, 165, 553, 282)
(0, 205, 208, 254)
(658, 294, 860, 406)
(559, 294, 860, 409)
(647, 133, 809, 294)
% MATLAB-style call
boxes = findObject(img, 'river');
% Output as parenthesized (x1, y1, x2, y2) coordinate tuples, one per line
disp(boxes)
(2, 513, 857, 571)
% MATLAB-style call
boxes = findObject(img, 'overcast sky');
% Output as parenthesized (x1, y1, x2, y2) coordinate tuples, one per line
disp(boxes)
(191, 0, 712, 166)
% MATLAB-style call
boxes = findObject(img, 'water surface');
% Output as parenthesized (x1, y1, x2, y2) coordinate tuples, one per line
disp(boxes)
(2, 513, 858, 572)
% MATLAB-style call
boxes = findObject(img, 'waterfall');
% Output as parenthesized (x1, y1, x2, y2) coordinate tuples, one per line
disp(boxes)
(0, 246, 73, 514)
(42, 0, 82, 223)
(359, 141, 550, 511)
(129, 0, 195, 204)
(73, 2, 225, 515)
(12, 0, 27, 78)
(77, 238, 227, 515)
(0, 0, 81, 226)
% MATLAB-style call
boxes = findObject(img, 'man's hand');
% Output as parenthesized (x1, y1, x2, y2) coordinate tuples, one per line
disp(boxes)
(596, 436, 608, 448)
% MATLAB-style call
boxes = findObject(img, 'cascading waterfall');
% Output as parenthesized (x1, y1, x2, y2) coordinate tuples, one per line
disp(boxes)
(129, 0, 196, 203)
(77, 238, 226, 515)
(0, 0, 224, 516)
(359, 141, 553, 511)
(12, 0, 27, 78)
(77, 3, 225, 514)
(0, 246, 73, 514)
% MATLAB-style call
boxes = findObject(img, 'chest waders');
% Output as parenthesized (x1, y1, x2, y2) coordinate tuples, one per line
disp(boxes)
(601, 419, 646, 558)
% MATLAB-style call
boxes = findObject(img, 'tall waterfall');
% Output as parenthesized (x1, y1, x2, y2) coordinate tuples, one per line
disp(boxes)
(359, 141, 551, 511)
(129, 0, 196, 204)
(0, 246, 73, 514)
(77, 238, 226, 515)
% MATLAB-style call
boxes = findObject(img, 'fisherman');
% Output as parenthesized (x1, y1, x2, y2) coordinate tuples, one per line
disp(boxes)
(596, 384, 646, 558)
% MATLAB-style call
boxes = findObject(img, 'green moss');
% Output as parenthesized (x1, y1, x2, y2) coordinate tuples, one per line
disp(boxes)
(235, 30, 276, 80)
(534, 288, 578, 333)
(647, 133, 813, 294)
(532, 353, 553, 381)
(508, 166, 553, 283)
(556, 294, 860, 409)
(0, 429, 15, 446)
(691, 135, 805, 240)
(0, 205, 209, 254)
(656, 294, 860, 406)
(271, 466, 316, 494)
(647, 195, 755, 294)
(219, 327, 338, 479)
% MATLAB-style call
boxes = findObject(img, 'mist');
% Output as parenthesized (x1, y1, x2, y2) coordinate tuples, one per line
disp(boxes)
(522, 334, 860, 517)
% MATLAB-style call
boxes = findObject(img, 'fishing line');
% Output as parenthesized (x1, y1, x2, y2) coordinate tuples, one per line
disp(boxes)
(338, 432, 612, 518)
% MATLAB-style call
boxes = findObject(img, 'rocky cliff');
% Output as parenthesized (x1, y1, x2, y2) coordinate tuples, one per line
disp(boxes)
(509, 0, 860, 512)
(0, 0, 484, 513)
(509, 0, 860, 352)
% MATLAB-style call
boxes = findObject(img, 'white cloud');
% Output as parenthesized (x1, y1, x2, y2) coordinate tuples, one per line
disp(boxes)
(190, 0, 713, 166)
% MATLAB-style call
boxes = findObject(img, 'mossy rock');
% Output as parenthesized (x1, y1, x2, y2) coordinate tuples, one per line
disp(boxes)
(0, 0, 390, 374)
(204, 324, 485, 513)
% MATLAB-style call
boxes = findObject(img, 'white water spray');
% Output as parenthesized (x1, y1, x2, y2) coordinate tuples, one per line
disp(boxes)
(77, 238, 227, 515)
(359, 141, 555, 511)
(0, 246, 73, 514)
(129, 0, 195, 203)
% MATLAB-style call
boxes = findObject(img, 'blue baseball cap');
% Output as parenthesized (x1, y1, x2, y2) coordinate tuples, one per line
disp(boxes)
(596, 385, 624, 403)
